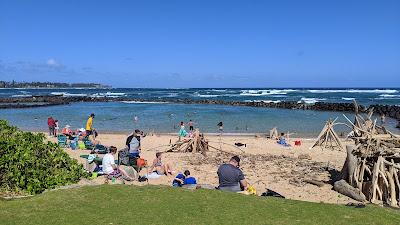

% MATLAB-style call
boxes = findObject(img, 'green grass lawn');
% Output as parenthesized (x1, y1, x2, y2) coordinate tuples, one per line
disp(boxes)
(1, 185, 399, 225)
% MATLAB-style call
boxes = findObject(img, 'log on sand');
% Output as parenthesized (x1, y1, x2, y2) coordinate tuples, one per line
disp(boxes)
(334, 179, 366, 202)
(340, 145, 358, 183)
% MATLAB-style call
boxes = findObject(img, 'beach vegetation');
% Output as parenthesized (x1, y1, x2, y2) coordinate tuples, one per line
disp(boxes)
(0, 120, 86, 194)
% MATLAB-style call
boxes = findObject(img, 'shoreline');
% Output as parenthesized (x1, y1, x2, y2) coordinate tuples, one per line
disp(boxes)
(1, 95, 400, 121)
(33, 131, 320, 139)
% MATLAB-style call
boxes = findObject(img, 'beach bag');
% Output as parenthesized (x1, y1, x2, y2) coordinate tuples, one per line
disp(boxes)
(70, 141, 77, 150)
(78, 141, 86, 150)
(137, 158, 147, 167)
(118, 148, 130, 166)
(245, 185, 257, 195)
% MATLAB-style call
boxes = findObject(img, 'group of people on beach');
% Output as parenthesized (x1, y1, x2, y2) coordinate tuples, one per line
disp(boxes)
(178, 120, 224, 139)
(53, 113, 249, 193)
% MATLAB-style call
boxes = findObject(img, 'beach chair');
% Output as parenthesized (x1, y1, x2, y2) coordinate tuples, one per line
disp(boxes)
(117, 148, 145, 173)
(57, 134, 68, 147)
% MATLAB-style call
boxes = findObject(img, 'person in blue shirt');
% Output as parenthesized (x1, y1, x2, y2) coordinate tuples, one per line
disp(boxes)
(172, 170, 197, 187)
(172, 173, 186, 187)
(183, 170, 197, 185)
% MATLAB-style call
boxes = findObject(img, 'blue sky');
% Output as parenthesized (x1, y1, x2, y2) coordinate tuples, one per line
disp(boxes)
(0, 0, 399, 88)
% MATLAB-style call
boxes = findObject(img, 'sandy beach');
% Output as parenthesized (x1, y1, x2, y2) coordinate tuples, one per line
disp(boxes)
(47, 133, 357, 205)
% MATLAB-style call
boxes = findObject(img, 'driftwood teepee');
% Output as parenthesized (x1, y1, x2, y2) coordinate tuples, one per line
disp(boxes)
(269, 127, 278, 139)
(312, 118, 343, 151)
(168, 129, 209, 155)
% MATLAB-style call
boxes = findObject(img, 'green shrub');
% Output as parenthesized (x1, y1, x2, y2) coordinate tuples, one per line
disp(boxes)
(0, 120, 86, 194)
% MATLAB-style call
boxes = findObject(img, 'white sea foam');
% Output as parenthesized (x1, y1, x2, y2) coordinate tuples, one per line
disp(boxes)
(51, 92, 87, 97)
(244, 100, 281, 103)
(342, 97, 355, 101)
(298, 97, 326, 104)
(240, 89, 296, 96)
(11, 94, 32, 97)
(90, 92, 126, 98)
(197, 94, 219, 97)
(165, 93, 179, 97)
(51, 92, 89, 97)
(104, 92, 126, 96)
(211, 89, 228, 92)
(379, 94, 400, 98)
(121, 101, 168, 104)
(193, 92, 220, 98)
(308, 89, 398, 94)
(51, 92, 68, 96)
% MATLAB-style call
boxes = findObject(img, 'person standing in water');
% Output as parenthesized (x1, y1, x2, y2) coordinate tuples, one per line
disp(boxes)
(380, 113, 386, 125)
(217, 121, 223, 135)
(188, 119, 194, 131)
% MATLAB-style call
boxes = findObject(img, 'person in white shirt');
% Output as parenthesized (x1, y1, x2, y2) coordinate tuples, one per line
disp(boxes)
(102, 146, 135, 180)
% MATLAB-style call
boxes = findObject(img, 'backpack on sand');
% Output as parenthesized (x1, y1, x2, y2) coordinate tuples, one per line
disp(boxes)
(118, 148, 130, 166)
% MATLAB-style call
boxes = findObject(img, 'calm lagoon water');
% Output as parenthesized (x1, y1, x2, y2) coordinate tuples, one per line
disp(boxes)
(1, 101, 398, 137)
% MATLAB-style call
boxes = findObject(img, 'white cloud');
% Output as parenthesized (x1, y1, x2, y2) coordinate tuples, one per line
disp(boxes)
(46, 58, 60, 67)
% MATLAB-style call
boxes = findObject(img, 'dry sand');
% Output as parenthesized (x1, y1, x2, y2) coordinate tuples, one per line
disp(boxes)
(49, 133, 357, 205)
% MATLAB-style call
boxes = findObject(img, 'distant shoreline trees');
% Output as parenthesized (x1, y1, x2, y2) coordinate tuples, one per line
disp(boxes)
(0, 80, 111, 88)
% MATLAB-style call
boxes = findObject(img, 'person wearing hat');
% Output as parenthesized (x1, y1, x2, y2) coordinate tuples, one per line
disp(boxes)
(217, 155, 248, 192)
(62, 124, 73, 139)
(85, 113, 95, 137)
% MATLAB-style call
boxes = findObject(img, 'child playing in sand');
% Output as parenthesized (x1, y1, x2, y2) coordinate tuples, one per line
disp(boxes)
(277, 133, 291, 147)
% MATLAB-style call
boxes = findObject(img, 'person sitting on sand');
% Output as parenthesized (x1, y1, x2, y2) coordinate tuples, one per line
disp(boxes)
(183, 170, 197, 185)
(102, 146, 135, 181)
(217, 156, 248, 192)
(277, 133, 291, 147)
(62, 125, 74, 139)
(172, 170, 197, 187)
(149, 152, 173, 176)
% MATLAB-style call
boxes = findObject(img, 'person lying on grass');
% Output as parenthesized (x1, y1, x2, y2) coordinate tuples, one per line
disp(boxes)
(217, 155, 248, 192)
(102, 146, 136, 181)
(149, 152, 174, 176)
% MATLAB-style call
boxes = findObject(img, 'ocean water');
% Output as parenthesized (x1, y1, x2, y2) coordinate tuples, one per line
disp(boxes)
(0, 88, 399, 136)
(1, 88, 400, 105)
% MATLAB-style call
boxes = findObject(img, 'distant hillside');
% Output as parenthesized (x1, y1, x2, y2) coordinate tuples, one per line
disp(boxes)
(0, 80, 111, 88)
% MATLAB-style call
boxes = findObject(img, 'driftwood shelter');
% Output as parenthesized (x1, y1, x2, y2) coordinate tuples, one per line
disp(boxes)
(168, 129, 209, 155)
(334, 101, 400, 207)
(312, 119, 343, 151)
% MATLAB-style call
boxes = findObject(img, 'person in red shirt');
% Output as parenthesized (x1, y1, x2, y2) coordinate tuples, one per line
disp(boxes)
(47, 117, 55, 136)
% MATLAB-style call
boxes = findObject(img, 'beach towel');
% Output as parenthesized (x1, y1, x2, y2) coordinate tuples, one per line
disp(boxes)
(145, 172, 162, 179)
(277, 139, 291, 147)
(87, 154, 96, 163)
(78, 141, 86, 150)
